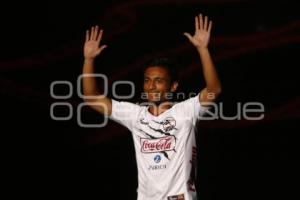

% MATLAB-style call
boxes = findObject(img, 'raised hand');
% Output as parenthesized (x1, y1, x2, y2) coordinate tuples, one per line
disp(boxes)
(84, 26, 107, 59)
(184, 14, 212, 49)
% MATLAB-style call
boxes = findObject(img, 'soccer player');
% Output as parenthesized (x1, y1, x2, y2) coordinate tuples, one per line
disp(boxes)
(82, 14, 221, 200)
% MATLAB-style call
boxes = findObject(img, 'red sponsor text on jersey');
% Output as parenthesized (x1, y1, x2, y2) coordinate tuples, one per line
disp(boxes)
(141, 136, 176, 153)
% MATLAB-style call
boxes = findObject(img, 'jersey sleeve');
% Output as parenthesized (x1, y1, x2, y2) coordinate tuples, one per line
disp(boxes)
(174, 93, 209, 123)
(109, 99, 141, 131)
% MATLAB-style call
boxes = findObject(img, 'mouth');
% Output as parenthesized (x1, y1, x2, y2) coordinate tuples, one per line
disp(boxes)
(147, 92, 162, 100)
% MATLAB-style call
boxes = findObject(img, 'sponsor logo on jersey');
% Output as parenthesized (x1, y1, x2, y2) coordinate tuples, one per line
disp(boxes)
(141, 135, 176, 153)
(167, 194, 185, 200)
(154, 155, 161, 163)
(148, 164, 166, 171)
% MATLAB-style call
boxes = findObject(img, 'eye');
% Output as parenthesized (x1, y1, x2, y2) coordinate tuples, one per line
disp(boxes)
(155, 79, 163, 83)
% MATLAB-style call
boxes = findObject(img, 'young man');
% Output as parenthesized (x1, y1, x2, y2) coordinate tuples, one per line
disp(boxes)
(82, 14, 221, 200)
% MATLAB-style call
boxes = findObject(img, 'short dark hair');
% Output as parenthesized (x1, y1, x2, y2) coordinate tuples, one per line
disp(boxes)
(143, 57, 178, 83)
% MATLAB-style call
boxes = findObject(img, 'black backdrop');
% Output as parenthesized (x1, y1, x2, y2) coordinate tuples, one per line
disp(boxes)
(1, 0, 299, 199)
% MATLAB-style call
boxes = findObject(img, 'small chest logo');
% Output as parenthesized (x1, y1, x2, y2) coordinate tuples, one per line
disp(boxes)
(154, 155, 161, 163)
(162, 117, 176, 132)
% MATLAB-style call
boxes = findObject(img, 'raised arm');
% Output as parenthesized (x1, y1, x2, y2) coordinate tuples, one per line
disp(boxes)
(184, 14, 221, 104)
(82, 26, 112, 116)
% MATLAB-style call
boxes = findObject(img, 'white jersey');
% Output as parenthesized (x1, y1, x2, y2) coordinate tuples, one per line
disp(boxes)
(109, 94, 207, 200)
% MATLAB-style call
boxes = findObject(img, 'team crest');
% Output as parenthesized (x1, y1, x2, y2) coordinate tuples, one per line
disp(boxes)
(162, 117, 176, 132)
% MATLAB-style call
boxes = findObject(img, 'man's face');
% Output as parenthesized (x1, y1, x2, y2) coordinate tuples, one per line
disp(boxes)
(143, 66, 177, 103)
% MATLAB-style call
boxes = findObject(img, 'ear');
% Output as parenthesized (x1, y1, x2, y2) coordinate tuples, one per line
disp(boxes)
(170, 81, 179, 92)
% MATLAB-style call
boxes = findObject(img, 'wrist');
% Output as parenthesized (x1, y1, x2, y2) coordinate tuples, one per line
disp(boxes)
(84, 58, 95, 64)
(197, 46, 208, 52)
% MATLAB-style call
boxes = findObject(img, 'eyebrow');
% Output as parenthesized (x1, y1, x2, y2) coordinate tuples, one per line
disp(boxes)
(144, 77, 166, 83)
(144, 76, 165, 79)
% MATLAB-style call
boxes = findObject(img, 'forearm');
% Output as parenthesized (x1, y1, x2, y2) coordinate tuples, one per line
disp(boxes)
(197, 47, 221, 93)
(82, 58, 100, 97)
(82, 58, 112, 115)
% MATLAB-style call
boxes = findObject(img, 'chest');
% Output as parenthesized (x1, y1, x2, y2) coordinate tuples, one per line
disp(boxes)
(134, 110, 193, 139)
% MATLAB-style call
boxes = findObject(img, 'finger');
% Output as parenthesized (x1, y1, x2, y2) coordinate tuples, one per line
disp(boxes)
(96, 45, 107, 55)
(195, 16, 199, 33)
(97, 29, 103, 42)
(94, 26, 99, 40)
(183, 32, 193, 41)
(100, 45, 107, 51)
(90, 26, 95, 40)
(199, 14, 203, 30)
(86, 30, 89, 42)
(204, 16, 208, 31)
(208, 21, 212, 34)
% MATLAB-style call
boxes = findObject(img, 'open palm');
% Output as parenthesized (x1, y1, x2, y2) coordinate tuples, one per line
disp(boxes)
(84, 26, 107, 59)
(184, 14, 212, 49)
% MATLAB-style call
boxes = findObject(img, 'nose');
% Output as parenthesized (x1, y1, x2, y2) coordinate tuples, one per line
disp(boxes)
(149, 80, 156, 90)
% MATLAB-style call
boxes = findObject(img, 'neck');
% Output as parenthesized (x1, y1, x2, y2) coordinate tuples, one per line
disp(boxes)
(148, 101, 173, 116)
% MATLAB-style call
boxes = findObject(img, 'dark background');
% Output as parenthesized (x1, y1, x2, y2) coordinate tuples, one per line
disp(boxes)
(1, 0, 299, 199)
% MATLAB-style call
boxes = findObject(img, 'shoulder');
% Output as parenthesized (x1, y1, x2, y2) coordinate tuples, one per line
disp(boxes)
(173, 94, 200, 108)
(111, 99, 145, 115)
